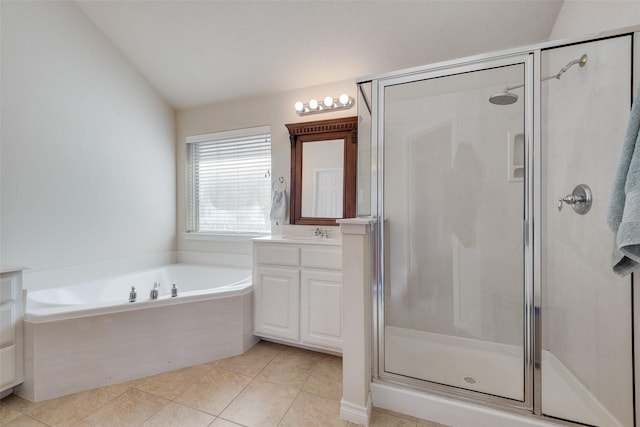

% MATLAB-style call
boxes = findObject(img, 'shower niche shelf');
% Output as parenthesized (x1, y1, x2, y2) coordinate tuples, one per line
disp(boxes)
(508, 132, 524, 182)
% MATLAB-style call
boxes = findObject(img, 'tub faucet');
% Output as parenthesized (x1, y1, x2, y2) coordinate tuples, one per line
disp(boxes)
(150, 281, 160, 300)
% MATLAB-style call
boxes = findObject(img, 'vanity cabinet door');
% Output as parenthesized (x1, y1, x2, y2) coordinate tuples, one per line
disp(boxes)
(0, 270, 23, 393)
(0, 345, 16, 387)
(300, 270, 343, 351)
(254, 267, 300, 341)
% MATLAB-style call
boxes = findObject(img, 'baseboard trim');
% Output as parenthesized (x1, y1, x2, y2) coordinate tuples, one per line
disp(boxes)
(340, 394, 373, 425)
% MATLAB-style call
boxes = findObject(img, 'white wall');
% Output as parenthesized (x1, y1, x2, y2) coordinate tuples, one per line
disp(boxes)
(541, 33, 634, 427)
(546, 5, 638, 426)
(549, 0, 640, 40)
(176, 80, 356, 258)
(0, 1, 176, 271)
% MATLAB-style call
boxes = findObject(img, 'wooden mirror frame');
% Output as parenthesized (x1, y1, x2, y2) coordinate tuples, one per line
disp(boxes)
(286, 116, 358, 225)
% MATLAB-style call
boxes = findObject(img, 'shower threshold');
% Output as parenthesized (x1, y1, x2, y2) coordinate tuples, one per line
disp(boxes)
(384, 326, 621, 426)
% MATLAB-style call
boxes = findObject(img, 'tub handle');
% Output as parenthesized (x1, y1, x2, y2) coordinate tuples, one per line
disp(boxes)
(171, 283, 178, 297)
(129, 286, 137, 303)
(150, 281, 160, 300)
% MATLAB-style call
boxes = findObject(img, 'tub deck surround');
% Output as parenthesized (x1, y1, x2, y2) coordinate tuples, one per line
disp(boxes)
(16, 264, 258, 402)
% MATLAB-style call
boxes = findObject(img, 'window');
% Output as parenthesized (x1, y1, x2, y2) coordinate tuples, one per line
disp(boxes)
(186, 126, 271, 234)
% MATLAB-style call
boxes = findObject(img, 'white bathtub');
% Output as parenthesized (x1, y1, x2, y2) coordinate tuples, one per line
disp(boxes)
(17, 263, 259, 402)
(26, 263, 252, 322)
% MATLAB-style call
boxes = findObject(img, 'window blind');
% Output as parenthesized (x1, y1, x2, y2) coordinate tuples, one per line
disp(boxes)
(186, 127, 271, 234)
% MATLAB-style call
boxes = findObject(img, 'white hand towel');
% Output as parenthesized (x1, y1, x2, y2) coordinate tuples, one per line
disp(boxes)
(270, 189, 288, 225)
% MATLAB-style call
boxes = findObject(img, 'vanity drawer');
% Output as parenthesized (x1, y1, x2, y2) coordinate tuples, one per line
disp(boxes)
(0, 305, 15, 346)
(255, 245, 300, 267)
(301, 247, 342, 270)
(0, 276, 17, 304)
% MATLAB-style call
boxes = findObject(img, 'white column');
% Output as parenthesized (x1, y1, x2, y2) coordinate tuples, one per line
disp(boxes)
(337, 217, 375, 426)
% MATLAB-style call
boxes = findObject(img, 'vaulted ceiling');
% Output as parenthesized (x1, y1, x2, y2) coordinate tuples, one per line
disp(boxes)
(76, 1, 564, 110)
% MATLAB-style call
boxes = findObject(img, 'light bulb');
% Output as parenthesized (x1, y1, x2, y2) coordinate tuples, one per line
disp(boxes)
(324, 96, 334, 108)
(339, 94, 350, 105)
(309, 99, 319, 110)
(294, 101, 304, 112)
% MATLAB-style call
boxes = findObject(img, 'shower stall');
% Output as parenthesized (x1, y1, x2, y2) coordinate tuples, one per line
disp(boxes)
(357, 28, 639, 426)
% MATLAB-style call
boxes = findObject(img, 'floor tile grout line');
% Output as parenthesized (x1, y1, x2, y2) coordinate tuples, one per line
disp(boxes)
(120, 340, 295, 418)
(215, 415, 250, 427)
(212, 347, 304, 426)
(276, 384, 304, 427)
(275, 353, 327, 427)
(23, 412, 51, 427)
(135, 360, 218, 401)
(16, 384, 135, 427)
(165, 391, 223, 419)
(209, 370, 257, 421)
(132, 388, 173, 427)
(141, 358, 257, 417)
(77, 386, 170, 427)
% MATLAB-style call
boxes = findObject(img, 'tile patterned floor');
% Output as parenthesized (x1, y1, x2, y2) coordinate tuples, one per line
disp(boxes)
(0, 341, 449, 427)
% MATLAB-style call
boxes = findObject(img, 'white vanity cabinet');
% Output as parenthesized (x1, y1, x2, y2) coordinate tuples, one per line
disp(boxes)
(253, 237, 343, 353)
(0, 268, 24, 396)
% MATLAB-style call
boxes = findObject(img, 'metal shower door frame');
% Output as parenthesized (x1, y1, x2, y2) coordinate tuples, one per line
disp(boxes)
(371, 52, 537, 412)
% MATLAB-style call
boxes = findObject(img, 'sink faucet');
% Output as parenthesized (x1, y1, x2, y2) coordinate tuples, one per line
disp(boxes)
(150, 281, 160, 300)
(313, 227, 329, 238)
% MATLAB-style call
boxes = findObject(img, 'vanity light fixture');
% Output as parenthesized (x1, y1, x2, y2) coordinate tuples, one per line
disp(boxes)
(294, 94, 355, 116)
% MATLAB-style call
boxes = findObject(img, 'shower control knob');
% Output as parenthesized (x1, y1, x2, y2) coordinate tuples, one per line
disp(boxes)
(557, 184, 592, 215)
(558, 195, 580, 210)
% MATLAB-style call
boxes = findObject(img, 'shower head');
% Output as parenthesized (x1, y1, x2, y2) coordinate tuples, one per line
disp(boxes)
(489, 54, 588, 106)
(489, 91, 519, 105)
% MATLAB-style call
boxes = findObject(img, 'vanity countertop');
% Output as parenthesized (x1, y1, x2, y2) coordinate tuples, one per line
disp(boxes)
(253, 235, 342, 246)
(0, 265, 28, 274)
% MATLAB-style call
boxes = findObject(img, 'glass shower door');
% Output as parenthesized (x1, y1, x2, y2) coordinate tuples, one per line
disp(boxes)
(540, 35, 634, 427)
(381, 57, 530, 402)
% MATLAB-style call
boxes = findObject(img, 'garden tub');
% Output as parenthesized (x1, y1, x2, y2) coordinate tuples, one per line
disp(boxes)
(17, 263, 258, 401)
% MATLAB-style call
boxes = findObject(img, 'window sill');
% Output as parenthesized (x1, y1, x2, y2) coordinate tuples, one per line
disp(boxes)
(181, 232, 269, 242)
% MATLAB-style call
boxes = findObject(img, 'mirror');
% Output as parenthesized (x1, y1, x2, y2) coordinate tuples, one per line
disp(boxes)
(286, 117, 357, 225)
(301, 139, 344, 217)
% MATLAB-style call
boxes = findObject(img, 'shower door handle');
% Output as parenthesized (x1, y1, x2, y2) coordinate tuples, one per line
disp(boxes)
(557, 184, 592, 214)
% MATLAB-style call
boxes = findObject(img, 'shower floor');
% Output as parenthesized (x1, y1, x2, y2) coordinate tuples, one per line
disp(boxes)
(384, 326, 622, 426)
(385, 326, 524, 400)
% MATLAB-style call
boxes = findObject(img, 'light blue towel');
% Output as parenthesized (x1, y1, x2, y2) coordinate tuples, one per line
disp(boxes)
(608, 85, 640, 276)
